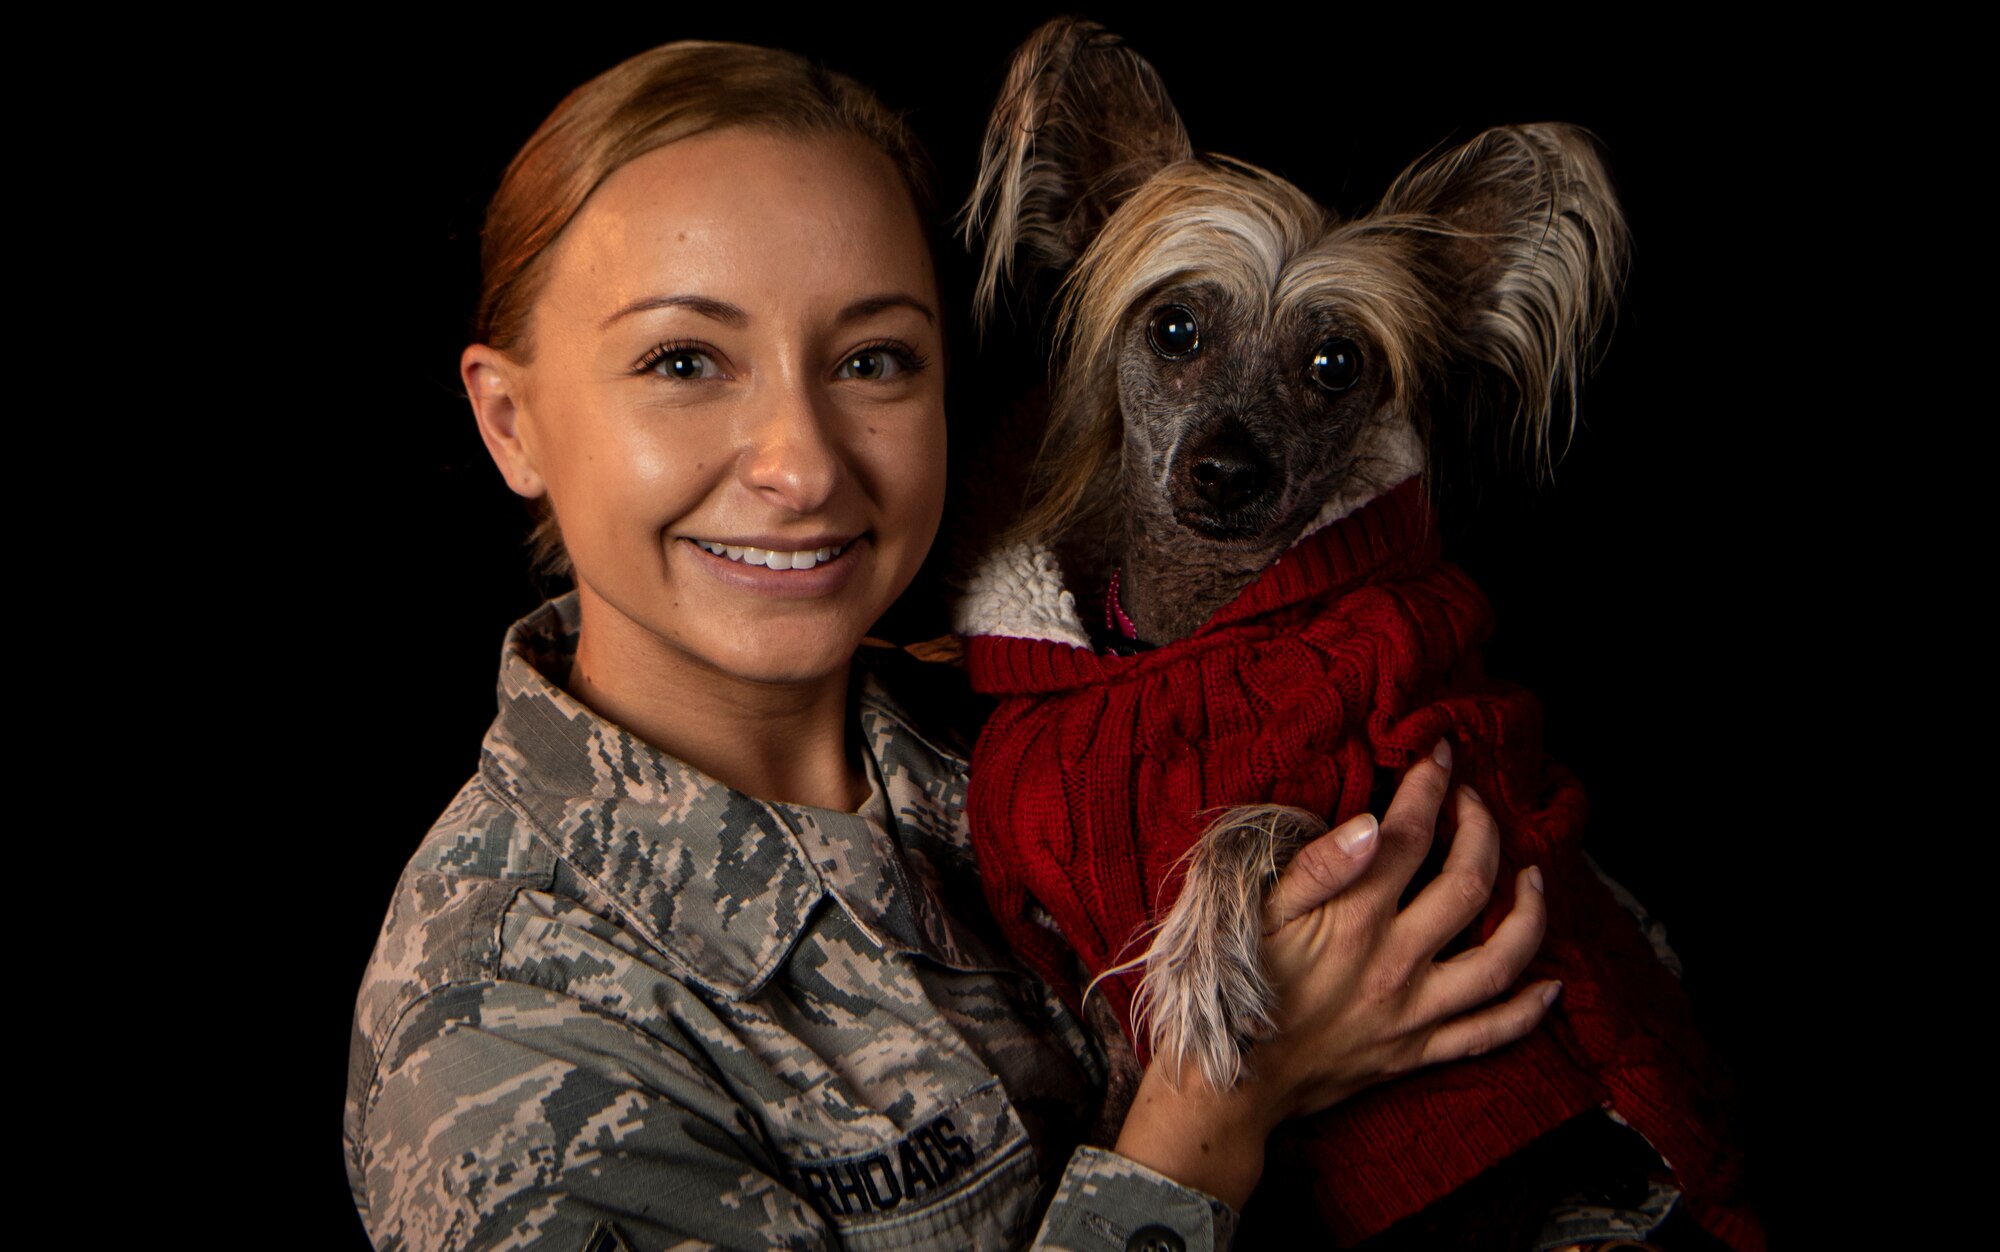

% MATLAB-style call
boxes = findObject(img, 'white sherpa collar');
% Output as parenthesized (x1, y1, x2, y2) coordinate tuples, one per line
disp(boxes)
(951, 538, 1094, 648)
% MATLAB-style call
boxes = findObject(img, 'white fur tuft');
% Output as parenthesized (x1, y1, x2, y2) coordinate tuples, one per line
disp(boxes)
(951, 539, 1092, 647)
(1123, 804, 1327, 1089)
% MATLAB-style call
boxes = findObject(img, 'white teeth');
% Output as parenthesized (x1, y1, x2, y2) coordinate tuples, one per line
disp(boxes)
(695, 539, 848, 570)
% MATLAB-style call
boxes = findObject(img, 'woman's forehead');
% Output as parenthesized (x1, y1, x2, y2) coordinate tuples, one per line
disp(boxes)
(537, 129, 937, 327)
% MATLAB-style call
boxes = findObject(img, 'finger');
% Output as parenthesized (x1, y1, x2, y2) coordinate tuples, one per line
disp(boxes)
(1364, 739, 1455, 898)
(1394, 785, 1502, 957)
(1416, 866, 1549, 1023)
(1264, 811, 1381, 930)
(1416, 979, 1561, 1068)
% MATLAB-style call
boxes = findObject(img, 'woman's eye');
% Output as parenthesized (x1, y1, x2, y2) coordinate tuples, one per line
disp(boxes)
(1147, 305, 1200, 358)
(1310, 338, 1361, 393)
(837, 349, 903, 381)
(641, 347, 721, 380)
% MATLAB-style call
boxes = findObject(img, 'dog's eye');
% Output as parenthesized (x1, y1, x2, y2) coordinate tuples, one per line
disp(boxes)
(1310, 339, 1361, 393)
(1147, 306, 1200, 358)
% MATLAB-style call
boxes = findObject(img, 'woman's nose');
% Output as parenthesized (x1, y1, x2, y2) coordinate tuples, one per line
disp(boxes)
(738, 377, 845, 514)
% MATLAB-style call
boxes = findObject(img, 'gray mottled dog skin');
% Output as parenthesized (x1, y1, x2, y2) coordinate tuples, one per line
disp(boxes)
(962, 19, 1628, 1089)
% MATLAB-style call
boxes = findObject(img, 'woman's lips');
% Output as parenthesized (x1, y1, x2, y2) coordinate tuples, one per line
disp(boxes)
(692, 538, 850, 570)
(680, 534, 865, 595)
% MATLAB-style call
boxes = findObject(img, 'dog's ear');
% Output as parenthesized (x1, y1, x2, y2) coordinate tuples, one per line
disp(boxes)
(963, 18, 1192, 329)
(1376, 125, 1629, 470)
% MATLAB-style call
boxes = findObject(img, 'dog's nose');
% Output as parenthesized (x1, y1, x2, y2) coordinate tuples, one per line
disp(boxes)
(1189, 436, 1270, 512)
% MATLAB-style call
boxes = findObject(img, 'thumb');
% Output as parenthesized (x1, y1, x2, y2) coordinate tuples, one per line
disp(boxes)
(1264, 812, 1380, 931)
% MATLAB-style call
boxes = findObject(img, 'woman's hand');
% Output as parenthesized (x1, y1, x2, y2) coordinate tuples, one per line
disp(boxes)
(1111, 739, 1554, 1209)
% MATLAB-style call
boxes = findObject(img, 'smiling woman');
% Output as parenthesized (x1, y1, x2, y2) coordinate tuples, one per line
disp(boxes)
(345, 36, 1567, 1252)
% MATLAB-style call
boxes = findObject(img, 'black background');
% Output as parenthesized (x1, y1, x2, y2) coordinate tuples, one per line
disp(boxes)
(240, 9, 1894, 1245)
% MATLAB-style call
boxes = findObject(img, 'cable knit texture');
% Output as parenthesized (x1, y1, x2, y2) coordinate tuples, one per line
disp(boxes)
(963, 479, 1760, 1249)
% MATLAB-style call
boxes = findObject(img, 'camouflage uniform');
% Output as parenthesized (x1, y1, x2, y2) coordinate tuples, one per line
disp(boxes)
(346, 595, 1237, 1251)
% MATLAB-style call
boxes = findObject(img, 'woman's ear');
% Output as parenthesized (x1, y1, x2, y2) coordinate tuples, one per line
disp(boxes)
(462, 344, 546, 499)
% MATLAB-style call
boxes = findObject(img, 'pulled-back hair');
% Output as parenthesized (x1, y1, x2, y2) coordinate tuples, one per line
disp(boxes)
(474, 42, 935, 575)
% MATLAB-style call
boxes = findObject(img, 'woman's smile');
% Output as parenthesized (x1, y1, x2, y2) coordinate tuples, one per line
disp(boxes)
(681, 532, 866, 597)
(688, 535, 854, 570)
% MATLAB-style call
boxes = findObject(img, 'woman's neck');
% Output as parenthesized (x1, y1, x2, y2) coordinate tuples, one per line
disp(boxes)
(565, 600, 868, 813)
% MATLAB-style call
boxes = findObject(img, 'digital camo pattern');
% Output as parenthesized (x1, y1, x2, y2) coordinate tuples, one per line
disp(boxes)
(1534, 1177, 1680, 1250)
(1032, 1149, 1238, 1251)
(346, 596, 1237, 1251)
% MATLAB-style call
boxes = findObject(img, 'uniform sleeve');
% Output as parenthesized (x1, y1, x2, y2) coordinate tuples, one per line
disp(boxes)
(352, 979, 831, 1252)
(1030, 1148, 1238, 1252)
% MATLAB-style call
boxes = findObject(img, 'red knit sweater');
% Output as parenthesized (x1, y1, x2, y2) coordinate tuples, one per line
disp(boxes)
(964, 480, 1760, 1248)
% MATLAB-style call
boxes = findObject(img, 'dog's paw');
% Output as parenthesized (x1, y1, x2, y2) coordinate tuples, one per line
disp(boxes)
(1125, 804, 1325, 1089)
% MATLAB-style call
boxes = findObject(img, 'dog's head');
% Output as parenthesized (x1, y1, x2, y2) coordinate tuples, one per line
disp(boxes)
(966, 20, 1628, 643)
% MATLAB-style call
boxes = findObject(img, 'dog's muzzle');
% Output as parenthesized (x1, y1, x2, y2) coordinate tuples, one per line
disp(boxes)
(1174, 424, 1277, 537)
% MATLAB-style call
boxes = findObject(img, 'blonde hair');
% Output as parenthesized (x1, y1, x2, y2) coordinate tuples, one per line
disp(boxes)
(474, 41, 934, 577)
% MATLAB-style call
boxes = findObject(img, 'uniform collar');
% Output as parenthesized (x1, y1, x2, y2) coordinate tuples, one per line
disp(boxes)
(479, 595, 998, 1000)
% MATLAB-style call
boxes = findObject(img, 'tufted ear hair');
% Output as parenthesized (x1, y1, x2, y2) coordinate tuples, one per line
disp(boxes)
(1374, 124, 1630, 471)
(962, 18, 1193, 330)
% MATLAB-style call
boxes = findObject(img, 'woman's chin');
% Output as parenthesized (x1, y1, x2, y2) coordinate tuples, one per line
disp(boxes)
(720, 628, 876, 688)
(685, 615, 880, 690)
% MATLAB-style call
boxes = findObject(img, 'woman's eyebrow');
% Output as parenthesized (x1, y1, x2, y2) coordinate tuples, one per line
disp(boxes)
(839, 294, 936, 326)
(601, 293, 747, 329)
(600, 292, 935, 330)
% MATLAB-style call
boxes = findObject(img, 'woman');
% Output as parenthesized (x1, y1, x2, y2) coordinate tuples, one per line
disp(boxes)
(345, 41, 1554, 1250)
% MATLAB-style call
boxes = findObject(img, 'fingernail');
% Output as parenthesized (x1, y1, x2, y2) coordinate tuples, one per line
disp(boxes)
(1333, 813, 1379, 855)
(1431, 739, 1451, 769)
(1526, 865, 1544, 893)
(1541, 981, 1563, 1008)
(1461, 784, 1482, 805)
